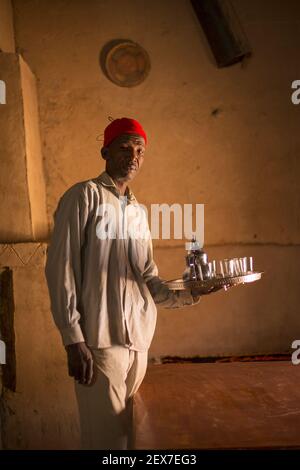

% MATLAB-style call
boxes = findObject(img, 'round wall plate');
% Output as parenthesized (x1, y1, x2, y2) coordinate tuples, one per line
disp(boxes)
(102, 40, 150, 87)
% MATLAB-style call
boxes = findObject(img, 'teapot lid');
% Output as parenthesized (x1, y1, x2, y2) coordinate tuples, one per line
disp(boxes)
(185, 235, 202, 252)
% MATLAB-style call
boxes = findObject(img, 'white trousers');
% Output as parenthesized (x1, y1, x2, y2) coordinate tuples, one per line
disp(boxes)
(74, 345, 148, 450)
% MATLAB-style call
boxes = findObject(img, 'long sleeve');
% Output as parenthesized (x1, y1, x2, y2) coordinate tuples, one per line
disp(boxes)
(142, 238, 201, 309)
(45, 183, 89, 346)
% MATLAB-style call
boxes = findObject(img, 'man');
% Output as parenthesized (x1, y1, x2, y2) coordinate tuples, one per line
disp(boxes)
(45, 117, 223, 450)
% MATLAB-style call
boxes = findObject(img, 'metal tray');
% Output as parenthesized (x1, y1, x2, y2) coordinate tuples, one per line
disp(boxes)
(164, 271, 263, 291)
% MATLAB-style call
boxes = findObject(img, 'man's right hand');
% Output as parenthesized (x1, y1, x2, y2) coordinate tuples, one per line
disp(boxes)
(65, 342, 94, 386)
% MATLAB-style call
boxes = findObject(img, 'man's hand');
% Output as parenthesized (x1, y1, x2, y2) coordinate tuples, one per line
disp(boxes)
(65, 342, 94, 385)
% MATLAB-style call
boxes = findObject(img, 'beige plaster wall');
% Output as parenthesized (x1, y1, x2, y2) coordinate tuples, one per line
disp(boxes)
(0, 243, 80, 449)
(19, 56, 49, 240)
(0, 53, 48, 242)
(12, 0, 300, 246)
(0, 53, 32, 241)
(0, 0, 15, 52)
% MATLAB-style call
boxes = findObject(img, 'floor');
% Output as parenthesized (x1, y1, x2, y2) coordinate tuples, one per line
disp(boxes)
(133, 361, 300, 449)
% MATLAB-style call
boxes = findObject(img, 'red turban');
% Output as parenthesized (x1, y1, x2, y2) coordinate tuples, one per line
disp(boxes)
(103, 117, 147, 147)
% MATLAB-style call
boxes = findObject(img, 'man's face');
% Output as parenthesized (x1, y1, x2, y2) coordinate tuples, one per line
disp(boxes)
(102, 133, 145, 182)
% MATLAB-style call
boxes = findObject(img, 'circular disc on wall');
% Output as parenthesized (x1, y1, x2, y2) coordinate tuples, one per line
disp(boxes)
(102, 40, 150, 87)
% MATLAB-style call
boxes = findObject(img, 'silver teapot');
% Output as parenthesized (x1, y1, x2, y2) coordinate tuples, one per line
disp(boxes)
(182, 237, 211, 281)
